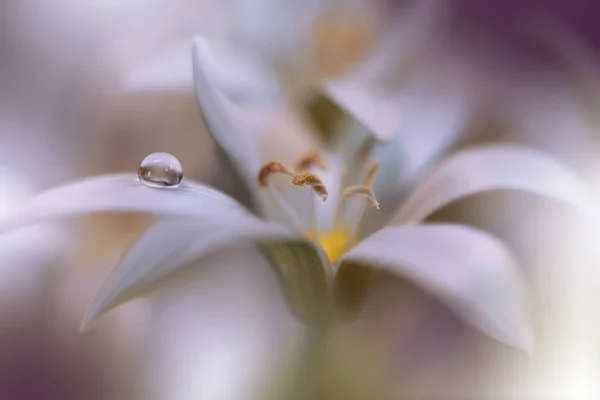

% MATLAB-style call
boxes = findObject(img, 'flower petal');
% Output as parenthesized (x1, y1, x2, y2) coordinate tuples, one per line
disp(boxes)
(0, 173, 247, 233)
(321, 0, 448, 141)
(357, 87, 471, 235)
(82, 216, 329, 329)
(192, 37, 319, 215)
(336, 223, 532, 351)
(391, 144, 596, 224)
(322, 81, 400, 141)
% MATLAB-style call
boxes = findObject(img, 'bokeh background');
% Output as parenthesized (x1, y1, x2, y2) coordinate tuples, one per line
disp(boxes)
(1, 0, 600, 398)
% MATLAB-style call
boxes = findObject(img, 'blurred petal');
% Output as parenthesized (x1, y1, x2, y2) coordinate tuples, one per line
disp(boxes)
(231, 0, 322, 67)
(123, 38, 282, 101)
(337, 224, 532, 351)
(122, 39, 194, 93)
(192, 37, 320, 215)
(322, 81, 400, 141)
(375, 89, 471, 194)
(192, 37, 268, 184)
(330, 84, 471, 235)
(344, 0, 448, 85)
(83, 216, 329, 328)
(321, 0, 448, 141)
(359, 87, 471, 233)
(148, 245, 303, 400)
(392, 145, 595, 224)
(0, 173, 247, 233)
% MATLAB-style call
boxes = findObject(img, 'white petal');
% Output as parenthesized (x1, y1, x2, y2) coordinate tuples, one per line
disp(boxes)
(193, 37, 260, 183)
(357, 87, 470, 233)
(321, 0, 449, 141)
(82, 216, 329, 328)
(344, 0, 448, 85)
(376, 89, 471, 193)
(329, 85, 471, 235)
(192, 37, 317, 159)
(322, 81, 400, 141)
(192, 37, 320, 217)
(337, 224, 532, 351)
(0, 173, 247, 233)
(392, 145, 596, 224)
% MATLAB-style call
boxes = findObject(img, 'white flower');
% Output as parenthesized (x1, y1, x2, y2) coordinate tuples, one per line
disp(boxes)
(0, 38, 596, 356)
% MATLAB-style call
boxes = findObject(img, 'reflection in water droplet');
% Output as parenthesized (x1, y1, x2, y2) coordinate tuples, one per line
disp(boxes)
(138, 152, 183, 188)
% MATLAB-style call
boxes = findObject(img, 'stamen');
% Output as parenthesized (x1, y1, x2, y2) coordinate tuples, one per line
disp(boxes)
(257, 161, 303, 231)
(336, 183, 380, 253)
(362, 162, 378, 187)
(292, 172, 328, 201)
(294, 151, 327, 171)
(333, 167, 349, 228)
(343, 186, 380, 210)
(355, 135, 376, 167)
(339, 186, 379, 249)
(258, 161, 294, 187)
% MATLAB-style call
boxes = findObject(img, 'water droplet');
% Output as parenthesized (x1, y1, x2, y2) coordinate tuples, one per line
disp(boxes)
(138, 152, 183, 188)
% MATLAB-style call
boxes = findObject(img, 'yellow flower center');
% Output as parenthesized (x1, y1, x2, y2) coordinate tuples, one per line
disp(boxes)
(311, 229, 352, 263)
(258, 150, 381, 265)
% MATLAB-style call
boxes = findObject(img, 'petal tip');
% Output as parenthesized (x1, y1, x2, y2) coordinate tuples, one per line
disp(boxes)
(79, 312, 98, 333)
(516, 326, 534, 355)
(80, 295, 115, 333)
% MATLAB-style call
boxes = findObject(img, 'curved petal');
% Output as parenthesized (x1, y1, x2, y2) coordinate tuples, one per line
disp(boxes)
(82, 216, 330, 329)
(322, 82, 400, 141)
(192, 37, 319, 215)
(0, 173, 248, 234)
(356, 87, 471, 235)
(391, 144, 596, 224)
(336, 224, 532, 351)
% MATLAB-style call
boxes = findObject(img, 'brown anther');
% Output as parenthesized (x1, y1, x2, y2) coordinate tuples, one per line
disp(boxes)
(343, 185, 380, 209)
(362, 162, 378, 187)
(258, 161, 293, 187)
(294, 151, 327, 171)
(292, 171, 329, 201)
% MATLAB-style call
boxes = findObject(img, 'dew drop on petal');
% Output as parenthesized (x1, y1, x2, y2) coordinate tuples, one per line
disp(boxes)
(137, 152, 183, 188)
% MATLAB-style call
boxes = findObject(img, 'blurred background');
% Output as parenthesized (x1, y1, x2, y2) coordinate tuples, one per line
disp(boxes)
(1, 0, 600, 398)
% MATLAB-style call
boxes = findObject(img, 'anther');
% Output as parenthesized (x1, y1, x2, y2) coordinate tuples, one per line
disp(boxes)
(294, 151, 327, 171)
(343, 186, 380, 209)
(292, 171, 328, 201)
(258, 162, 294, 187)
